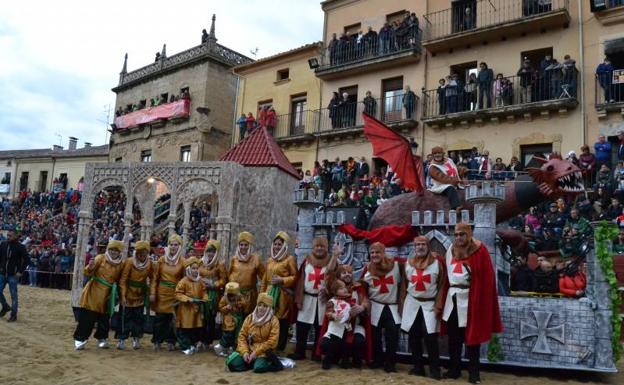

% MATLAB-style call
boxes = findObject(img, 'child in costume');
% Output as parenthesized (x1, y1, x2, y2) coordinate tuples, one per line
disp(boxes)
(214, 281, 247, 356)
(175, 257, 208, 355)
(319, 279, 352, 369)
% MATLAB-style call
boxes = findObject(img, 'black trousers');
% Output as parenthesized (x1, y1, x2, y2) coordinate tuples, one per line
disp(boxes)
(320, 334, 345, 365)
(447, 296, 480, 375)
(151, 313, 176, 344)
(73, 308, 110, 342)
(442, 186, 461, 209)
(277, 319, 290, 351)
(371, 305, 399, 366)
(177, 327, 200, 350)
(115, 306, 145, 340)
(199, 309, 217, 344)
(294, 316, 320, 357)
(408, 308, 440, 371)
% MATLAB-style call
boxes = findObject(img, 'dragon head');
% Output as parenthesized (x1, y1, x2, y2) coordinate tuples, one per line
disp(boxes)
(526, 153, 584, 197)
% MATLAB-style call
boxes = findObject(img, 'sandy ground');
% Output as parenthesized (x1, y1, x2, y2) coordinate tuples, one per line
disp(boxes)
(0, 286, 623, 385)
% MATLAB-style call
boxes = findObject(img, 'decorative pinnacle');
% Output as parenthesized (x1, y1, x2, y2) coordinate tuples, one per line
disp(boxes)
(120, 53, 128, 74)
(209, 14, 216, 38)
(161, 44, 167, 58)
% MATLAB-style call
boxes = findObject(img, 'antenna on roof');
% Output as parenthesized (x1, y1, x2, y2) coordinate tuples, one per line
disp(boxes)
(250, 47, 259, 57)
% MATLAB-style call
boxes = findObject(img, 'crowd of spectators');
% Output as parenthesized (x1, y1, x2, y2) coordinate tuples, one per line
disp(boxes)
(326, 11, 420, 67)
(115, 89, 190, 117)
(237, 105, 277, 139)
(596, 56, 624, 104)
(434, 54, 578, 115)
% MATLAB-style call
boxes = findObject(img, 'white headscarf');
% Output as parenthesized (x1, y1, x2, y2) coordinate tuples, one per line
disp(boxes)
(185, 265, 200, 282)
(251, 305, 274, 326)
(132, 250, 150, 270)
(105, 250, 123, 265)
(164, 245, 182, 266)
(271, 243, 288, 262)
(202, 249, 219, 269)
(236, 245, 252, 263)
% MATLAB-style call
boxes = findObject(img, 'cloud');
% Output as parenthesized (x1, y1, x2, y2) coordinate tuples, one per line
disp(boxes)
(0, 0, 323, 150)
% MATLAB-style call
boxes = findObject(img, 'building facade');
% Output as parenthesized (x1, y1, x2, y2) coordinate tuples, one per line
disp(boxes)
(110, 16, 252, 164)
(232, 0, 624, 172)
(0, 138, 108, 198)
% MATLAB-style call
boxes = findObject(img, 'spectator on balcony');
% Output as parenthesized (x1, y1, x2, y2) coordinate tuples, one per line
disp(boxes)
(339, 92, 356, 128)
(402, 86, 417, 119)
(257, 106, 267, 129)
(445, 73, 462, 114)
(328, 92, 340, 129)
(538, 54, 553, 101)
(181, 89, 190, 100)
(338, 33, 350, 64)
(579, 145, 596, 187)
(502, 78, 514, 106)
(566, 150, 580, 168)
(265, 107, 276, 136)
(407, 13, 419, 44)
(492, 158, 507, 181)
(594, 134, 612, 170)
(236, 114, 247, 140)
(462, 6, 475, 31)
(245, 113, 256, 133)
(517, 58, 535, 104)
(436, 78, 446, 115)
(596, 57, 614, 103)
(379, 23, 392, 55)
(356, 30, 365, 58)
(363, 26, 378, 57)
(562, 55, 577, 98)
(331, 158, 345, 191)
(546, 59, 564, 99)
(346, 157, 357, 186)
(328, 33, 339, 66)
(363, 91, 377, 116)
(357, 156, 370, 180)
(477, 62, 493, 109)
(115, 107, 123, 117)
(478, 150, 493, 180)
(594, 164, 613, 193)
(494, 74, 506, 108)
(463, 73, 477, 111)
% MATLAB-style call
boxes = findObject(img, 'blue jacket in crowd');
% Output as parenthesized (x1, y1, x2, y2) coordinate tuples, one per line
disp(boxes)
(594, 141, 612, 161)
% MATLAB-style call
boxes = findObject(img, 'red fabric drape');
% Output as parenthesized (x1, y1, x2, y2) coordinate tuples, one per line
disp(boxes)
(113, 99, 190, 130)
(338, 223, 418, 247)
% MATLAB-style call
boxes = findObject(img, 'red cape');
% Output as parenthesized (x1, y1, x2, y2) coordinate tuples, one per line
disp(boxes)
(315, 285, 373, 363)
(338, 223, 418, 248)
(441, 243, 503, 345)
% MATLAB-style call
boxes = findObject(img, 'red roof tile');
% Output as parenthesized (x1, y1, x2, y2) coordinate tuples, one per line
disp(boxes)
(220, 127, 300, 179)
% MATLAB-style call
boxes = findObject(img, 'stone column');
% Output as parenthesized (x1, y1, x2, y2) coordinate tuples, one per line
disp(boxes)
(293, 189, 322, 265)
(71, 210, 92, 307)
(182, 202, 192, 249)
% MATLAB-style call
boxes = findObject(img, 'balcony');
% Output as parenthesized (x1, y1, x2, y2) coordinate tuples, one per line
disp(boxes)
(314, 29, 422, 80)
(592, 1, 624, 25)
(421, 72, 578, 128)
(595, 75, 624, 119)
(272, 95, 419, 146)
(422, 0, 570, 54)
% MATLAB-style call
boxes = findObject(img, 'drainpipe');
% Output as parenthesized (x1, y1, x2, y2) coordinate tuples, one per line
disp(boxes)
(577, 0, 586, 145)
(231, 75, 241, 148)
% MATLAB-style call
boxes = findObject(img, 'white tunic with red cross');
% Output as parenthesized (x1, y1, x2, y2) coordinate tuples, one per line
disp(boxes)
(324, 298, 352, 338)
(297, 262, 327, 325)
(350, 289, 365, 337)
(363, 261, 401, 327)
(442, 247, 471, 328)
(400, 259, 440, 334)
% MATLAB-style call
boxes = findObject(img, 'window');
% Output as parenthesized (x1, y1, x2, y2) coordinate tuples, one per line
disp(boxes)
(39, 171, 48, 192)
(126, 104, 133, 112)
(59, 173, 68, 189)
(141, 150, 152, 163)
(257, 100, 273, 112)
(386, 10, 407, 25)
(114, 157, 122, 162)
(520, 47, 553, 69)
(180, 87, 189, 94)
(180, 146, 191, 162)
(277, 69, 289, 81)
(139, 100, 147, 109)
(344, 22, 361, 37)
(521, 144, 552, 168)
(291, 162, 303, 173)
(290, 94, 307, 135)
(19, 172, 28, 192)
(451, 61, 478, 83)
(382, 77, 404, 121)
(1, 172, 10, 184)
(160, 93, 169, 104)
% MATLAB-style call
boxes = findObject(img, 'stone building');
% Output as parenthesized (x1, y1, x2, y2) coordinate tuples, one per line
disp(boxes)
(0, 138, 108, 198)
(233, 0, 624, 172)
(109, 15, 252, 164)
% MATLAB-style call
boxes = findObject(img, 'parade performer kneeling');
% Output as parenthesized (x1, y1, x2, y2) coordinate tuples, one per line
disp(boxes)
(261, 231, 297, 351)
(226, 292, 284, 373)
(442, 223, 503, 384)
(289, 237, 332, 361)
(199, 239, 227, 349)
(73, 240, 125, 350)
(150, 234, 185, 351)
(175, 256, 208, 355)
(361, 242, 403, 373)
(116, 240, 153, 350)
(228, 231, 265, 316)
(400, 236, 447, 379)
(214, 282, 247, 356)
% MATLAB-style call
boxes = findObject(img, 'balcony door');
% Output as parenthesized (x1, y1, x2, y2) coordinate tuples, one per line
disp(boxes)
(521, 143, 552, 168)
(382, 77, 404, 122)
(290, 95, 307, 135)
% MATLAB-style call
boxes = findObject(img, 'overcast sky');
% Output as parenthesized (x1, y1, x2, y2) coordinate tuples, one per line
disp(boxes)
(0, 1, 323, 150)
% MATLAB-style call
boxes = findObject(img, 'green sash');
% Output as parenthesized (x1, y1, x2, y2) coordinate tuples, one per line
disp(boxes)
(160, 280, 176, 289)
(207, 289, 218, 313)
(267, 285, 281, 311)
(91, 276, 118, 316)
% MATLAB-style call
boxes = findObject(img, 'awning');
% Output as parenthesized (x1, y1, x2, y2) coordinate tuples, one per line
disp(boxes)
(605, 38, 624, 55)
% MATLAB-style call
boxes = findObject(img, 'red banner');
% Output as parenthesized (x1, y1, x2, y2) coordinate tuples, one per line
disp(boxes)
(337, 223, 418, 247)
(113, 99, 191, 130)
